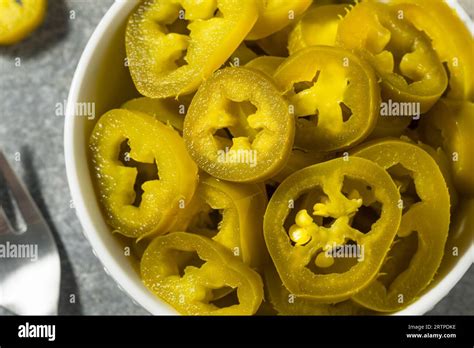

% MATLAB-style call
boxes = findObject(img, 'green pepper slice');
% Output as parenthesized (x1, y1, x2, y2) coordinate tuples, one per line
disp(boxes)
(126, 0, 259, 98)
(336, 1, 448, 112)
(89, 109, 198, 239)
(183, 67, 294, 183)
(141, 232, 264, 315)
(351, 139, 450, 312)
(273, 46, 380, 151)
(264, 157, 401, 302)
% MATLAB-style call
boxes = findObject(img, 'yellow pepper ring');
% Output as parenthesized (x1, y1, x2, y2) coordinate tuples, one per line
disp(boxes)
(351, 139, 450, 311)
(264, 157, 401, 302)
(183, 67, 295, 183)
(141, 232, 264, 315)
(125, 0, 259, 98)
(89, 109, 198, 239)
(336, 1, 448, 112)
(273, 45, 380, 152)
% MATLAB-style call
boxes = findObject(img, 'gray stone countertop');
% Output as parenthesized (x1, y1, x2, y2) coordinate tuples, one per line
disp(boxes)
(0, 0, 472, 315)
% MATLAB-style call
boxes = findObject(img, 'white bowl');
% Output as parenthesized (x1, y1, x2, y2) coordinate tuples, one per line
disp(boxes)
(64, 0, 473, 315)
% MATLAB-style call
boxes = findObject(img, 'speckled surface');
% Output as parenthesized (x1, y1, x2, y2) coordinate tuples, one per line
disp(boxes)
(0, 0, 472, 315)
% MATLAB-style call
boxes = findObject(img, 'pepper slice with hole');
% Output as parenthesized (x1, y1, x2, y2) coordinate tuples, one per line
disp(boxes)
(122, 97, 186, 132)
(89, 109, 198, 239)
(264, 157, 401, 302)
(126, 0, 259, 98)
(0, 0, 46, 45)
(288, 4, 349, 55)
(351, 139, 450, 312)
(273, 46, 380, 151)
(246, 0, 312, 40)
(173, 174, 268, 270)
(183, 67, 294, 183)
(141, 232, 264, 315)
(420, 99, 474, 197)
(336, 2, 448, 112)
(389, 0, 474, 101)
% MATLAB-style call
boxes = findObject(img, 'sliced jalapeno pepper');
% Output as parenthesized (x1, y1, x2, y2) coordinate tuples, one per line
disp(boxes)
(273, 46, 380, 151)
(420, 99, 474, 196)
(0, 0, 46, 45)
(336, 1, 448, 112)
(265, 264, 371, 315)
(89, 109, 198, 239)
(173, 174, 268, 270)
(288, 4, 349, 55)
(183, 67, 294, 183)
(390, 0, 474, 101)
(351, 139, 450, 312)
(141, 232, 264, 315)
(247, 0, 312, 40)
(126, 0, 259, 98)
(264, 157, 401, 302)
(122, 97, 186, 132)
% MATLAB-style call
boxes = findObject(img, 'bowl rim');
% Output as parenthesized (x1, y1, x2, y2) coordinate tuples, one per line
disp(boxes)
(64, 0, 474, 315)
(64, 0, 177, 315)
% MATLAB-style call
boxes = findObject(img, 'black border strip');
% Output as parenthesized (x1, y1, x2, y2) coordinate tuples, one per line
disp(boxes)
(0, 315, 472, 346)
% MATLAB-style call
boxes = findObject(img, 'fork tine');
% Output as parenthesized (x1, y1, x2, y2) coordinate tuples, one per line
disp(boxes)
(0, 206, 14, 235)
(0, 151, 45, 225)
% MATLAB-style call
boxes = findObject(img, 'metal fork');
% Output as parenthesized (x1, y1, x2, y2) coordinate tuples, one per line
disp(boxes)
(0, 151, 60, 315)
